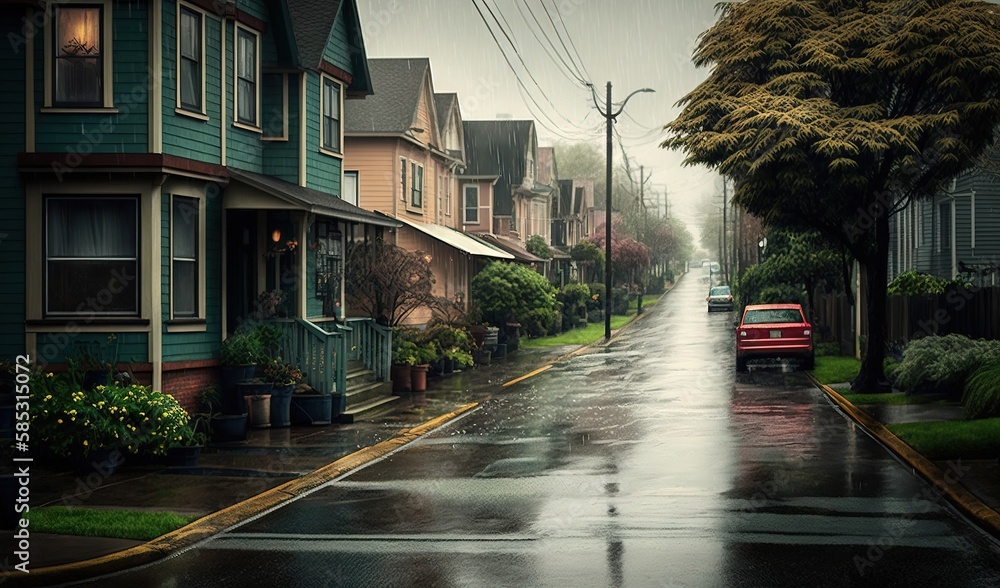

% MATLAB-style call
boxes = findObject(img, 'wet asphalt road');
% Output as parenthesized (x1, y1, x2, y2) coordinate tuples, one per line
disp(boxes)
(74, 275, 1000, 587)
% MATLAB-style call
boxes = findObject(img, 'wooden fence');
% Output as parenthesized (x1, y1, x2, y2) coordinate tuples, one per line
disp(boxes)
(811, 286, 1000, 355)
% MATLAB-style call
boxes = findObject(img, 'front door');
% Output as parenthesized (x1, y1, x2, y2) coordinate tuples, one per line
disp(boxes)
(226, 210, 258, 336)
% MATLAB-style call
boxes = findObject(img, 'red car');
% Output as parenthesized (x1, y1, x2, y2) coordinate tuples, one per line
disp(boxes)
(735, 303, 813, 372)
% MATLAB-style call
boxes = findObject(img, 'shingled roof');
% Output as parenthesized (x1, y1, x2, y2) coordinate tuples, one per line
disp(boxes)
(344, 58, 431, 133)
(284, 0, 372, 96)
(463, 120, 535, 217)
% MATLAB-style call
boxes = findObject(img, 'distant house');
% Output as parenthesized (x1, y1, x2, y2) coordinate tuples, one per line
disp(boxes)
(888, 160, 1000, 286)
(462, 120, 554, 246)
(0, 0, 399, 412)
(343, 58, 512, 325)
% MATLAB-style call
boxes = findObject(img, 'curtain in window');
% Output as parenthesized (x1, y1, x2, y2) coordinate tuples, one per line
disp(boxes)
(46, 198, 138, 315)
(342, 172, 358, 207)
(55, 7, 102, 105)
(237, 30, 256, 123)
(179, 8, 201, 110)
(173, 197, 198, 317)
(323, 80, 340, 150)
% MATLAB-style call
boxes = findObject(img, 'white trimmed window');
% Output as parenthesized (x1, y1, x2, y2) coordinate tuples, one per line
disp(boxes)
(171, 196, 199, 318)
(235, 26, 259, 126)
(321, 76, 342, 154)
(464, 185, 479, 224)
(177, 4, 205, 114)
(49, 3, 113, 108)
(410, 163, 423, 209)
(342, 171, 358, 207)
(45, 197, 139, 316)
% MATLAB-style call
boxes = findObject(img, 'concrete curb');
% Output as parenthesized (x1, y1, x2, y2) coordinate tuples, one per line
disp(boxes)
(4, 403, 480, 587)
(807, 373, 1000, 540)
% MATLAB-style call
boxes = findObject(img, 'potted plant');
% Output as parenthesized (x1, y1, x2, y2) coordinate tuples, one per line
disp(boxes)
(290, 384, 333, 426)
(219, 327, 263, 414)
(410, 341, 438, 393)
(192, 386, 247, 442)
(164, 423, 206, 468)
(263, 359, 303, 427)
(390, 339, 419, 393)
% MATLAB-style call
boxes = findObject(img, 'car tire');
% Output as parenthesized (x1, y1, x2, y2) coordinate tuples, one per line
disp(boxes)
(801, 354, 815, 371)
(736, 356, 748, 372)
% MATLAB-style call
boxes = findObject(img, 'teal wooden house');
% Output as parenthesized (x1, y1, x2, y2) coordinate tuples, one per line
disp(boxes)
(0, 0, 398, 413)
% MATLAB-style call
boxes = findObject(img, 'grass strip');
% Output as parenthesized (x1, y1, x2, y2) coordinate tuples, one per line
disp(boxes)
(840, 392, 942, 406)
(811, 355, 861, 385)
(520, 315, 634, 348)
(887, 419, 1000, 460)
(27, 507, 198, 541)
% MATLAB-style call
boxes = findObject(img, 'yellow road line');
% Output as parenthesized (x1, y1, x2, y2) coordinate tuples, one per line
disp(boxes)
(503, 364, 553, 387)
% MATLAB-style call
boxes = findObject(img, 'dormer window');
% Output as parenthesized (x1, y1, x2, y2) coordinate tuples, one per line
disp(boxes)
(53, 5, 103, 107)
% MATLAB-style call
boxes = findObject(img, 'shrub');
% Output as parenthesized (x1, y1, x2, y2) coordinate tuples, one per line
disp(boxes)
(262, 359, 304, 386)
(612, 287, 629, 315)
(756, 284, 805, 305)
(663, 268, 675, 284)
(30, 372, 194, 458)
(892, 334, 1000, 394)
(220, 327, 263, 366)
(558, 283, 590, 329)
(962, 362, 1000, 420)
(648, 274, 666, 295)
(887, 270, 968, 295)
(586, 283, 605, 311)
(470, 261, 557, 328)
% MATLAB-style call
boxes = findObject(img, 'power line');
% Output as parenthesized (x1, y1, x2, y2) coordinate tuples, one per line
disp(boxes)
(540, 0, 591, 83)
(513, 0, 590, 88)
(471, 0, 592, 133)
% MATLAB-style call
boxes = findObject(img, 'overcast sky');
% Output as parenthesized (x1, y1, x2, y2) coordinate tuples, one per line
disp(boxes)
(358, 0, 725, 241)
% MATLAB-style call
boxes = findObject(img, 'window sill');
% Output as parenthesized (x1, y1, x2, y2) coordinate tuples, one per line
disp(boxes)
(27, 318, 150, 332)
(176, 108, 209, 122)
(406, 207, 424, 215)
(261, 135, 288, 142)
(165, 318, 207, 333)
(40, 107, 119, 114)
(232, 121, 263, 134)
(318, 147, 343, 159)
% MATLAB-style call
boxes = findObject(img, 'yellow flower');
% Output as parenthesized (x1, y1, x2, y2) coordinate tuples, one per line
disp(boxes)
(57, 419, 63, 424)
(46, 372, 54, 377)
(83, 440, 88, 446)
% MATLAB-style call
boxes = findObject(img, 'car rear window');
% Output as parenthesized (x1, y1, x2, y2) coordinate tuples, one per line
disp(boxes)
(710, 287, 730, 296)
(743, 309, 803, 324)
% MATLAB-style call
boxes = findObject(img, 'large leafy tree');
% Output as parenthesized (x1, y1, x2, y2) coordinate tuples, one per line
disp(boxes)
(663, 0, 1000, 392)
(585, 222, 650, 285)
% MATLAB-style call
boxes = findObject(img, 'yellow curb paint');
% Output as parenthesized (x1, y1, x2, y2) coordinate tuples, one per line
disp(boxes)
(5, 402, 481, 587)
(503, 364, 553, 387)
(807, 373, 1000, 539)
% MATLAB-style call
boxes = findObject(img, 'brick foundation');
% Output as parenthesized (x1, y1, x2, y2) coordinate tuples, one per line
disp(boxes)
(162, 360, 220, 414)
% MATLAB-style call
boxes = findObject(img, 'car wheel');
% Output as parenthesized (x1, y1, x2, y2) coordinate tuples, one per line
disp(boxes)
(736, 356, 748, 372)
(801, 354, 814, 371)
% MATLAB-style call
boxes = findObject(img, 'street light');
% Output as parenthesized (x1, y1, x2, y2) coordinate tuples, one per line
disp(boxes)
(590, 83, 655, 341)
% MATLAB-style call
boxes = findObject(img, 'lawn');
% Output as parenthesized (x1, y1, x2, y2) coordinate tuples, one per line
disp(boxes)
(521, 315, 634, 348)
(888, 419, 1000, 460)
(840, 392, 942, 406)
(811, 355, 861, 385)
(27, 507, 197, 541)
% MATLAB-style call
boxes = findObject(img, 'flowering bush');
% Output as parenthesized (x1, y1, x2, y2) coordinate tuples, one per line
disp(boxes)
(30, 371, 194, 458)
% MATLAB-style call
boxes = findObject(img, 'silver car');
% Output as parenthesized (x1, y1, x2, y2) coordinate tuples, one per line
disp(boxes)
(707, 285, 734, 312)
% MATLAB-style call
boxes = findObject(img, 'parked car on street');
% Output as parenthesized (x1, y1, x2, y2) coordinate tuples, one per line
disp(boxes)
(735, 303, 814, 372)
(706, 285, 734, 312)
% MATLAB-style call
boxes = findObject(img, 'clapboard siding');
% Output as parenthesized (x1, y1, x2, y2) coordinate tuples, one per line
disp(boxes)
(0, 8, 25, 357)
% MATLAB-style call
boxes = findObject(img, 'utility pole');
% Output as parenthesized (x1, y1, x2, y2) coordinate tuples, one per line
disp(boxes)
(590, 82, 655, 341)
(638, 166, 645, 315)
(722, 177, 729, 284)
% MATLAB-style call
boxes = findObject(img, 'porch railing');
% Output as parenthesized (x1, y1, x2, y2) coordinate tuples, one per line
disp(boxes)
(271, 318, 346, 394)
(344, 317, 393, 382)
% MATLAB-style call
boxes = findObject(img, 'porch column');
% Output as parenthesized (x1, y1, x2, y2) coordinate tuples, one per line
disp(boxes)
(298, 213, 308, 319)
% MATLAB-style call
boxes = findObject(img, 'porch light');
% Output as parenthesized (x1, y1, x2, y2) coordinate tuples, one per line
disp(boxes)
(272, 229, 281, 243)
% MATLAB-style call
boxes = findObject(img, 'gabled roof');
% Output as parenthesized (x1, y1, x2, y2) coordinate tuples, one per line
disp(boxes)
(462, 120, 536, 216)
(284, 0, 372, 96)
(433, 92, 464, 161)
(344, 58, 435, 134)
(433, 93, 457, 136)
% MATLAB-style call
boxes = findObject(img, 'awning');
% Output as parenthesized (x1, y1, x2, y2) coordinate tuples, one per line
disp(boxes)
(226, 169, 401, 228)
(470, 233, 547, 264)
(393, 216, 514, 259)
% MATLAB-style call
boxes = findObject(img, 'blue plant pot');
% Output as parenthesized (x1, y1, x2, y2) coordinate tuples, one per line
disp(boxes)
(290, 394, 332, 426)
(269, 385, 294, 427)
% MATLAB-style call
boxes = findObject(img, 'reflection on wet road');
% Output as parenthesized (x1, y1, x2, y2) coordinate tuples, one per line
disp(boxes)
(80, 275, 1000, 587)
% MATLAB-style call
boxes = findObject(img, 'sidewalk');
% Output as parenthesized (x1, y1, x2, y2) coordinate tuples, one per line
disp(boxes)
(4, 343, 579, 579)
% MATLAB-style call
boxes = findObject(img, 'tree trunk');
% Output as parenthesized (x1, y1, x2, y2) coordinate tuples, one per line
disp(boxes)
(851, 213, 891, 393)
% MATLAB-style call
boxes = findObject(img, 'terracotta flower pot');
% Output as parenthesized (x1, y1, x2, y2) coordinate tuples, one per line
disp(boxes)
(410, 364, 429, 392)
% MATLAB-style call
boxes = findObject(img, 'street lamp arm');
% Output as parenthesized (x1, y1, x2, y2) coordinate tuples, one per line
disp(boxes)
(588, 83, 609, 118)
(610, 88, 655, 118)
